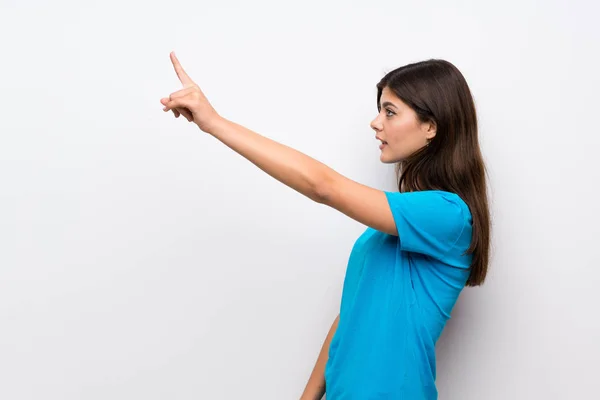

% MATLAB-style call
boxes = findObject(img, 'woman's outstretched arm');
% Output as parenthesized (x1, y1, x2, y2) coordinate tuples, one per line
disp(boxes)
(207, 117, 331, 203)
(161, 51, 398, 236)
(300, 314, 339, 400)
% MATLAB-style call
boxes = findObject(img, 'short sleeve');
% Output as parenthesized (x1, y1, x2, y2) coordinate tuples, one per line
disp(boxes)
(384, 190, 469, 262)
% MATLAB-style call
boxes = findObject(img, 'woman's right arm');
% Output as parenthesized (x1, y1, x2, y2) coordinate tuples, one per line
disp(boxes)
(300, 314, 340, 400)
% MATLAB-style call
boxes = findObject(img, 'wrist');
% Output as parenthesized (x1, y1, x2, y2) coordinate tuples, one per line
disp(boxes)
(199, 113, 228, 135)
(300, 385, 325, 400)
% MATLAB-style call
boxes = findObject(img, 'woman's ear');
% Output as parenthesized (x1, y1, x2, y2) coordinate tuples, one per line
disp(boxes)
(423, 120, 437, 140)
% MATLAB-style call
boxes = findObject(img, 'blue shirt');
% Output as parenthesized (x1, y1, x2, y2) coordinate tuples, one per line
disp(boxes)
(324, 190, 473, 399)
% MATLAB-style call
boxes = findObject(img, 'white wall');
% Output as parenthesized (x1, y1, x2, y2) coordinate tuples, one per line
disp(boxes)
(1, 1, 598, 399)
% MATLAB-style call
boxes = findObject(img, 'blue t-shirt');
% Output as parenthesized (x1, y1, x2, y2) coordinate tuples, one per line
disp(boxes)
(324, 190, 473, 399)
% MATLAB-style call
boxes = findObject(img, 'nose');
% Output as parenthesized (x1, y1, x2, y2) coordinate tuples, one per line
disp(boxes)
(370, 115, 382, 132)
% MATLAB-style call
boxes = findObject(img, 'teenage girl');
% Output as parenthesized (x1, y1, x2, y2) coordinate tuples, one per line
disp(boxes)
(161, 51, 490, 400)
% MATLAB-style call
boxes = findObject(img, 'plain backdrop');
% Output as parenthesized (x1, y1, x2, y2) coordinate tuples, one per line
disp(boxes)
(1, 0, 599, 399)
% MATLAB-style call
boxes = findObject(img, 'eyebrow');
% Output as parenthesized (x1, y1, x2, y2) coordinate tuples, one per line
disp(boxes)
(380, 101, 398, 109)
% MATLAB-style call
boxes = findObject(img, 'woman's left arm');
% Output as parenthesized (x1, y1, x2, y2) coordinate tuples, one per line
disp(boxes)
(161, 52, 397, 236)
(207, 117, 332, 203)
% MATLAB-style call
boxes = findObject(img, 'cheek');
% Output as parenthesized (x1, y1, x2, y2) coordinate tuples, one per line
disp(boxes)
(387, 120, 413, 145)
(387, 123, 424, 154)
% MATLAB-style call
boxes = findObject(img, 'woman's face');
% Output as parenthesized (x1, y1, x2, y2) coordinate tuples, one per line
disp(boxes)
(370, 87, 436, 163)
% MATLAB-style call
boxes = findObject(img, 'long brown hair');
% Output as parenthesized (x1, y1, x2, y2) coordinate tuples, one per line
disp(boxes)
(376, 59, 490, 286)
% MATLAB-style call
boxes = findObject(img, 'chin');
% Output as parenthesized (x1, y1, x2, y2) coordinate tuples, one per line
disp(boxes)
(380, 153, 403, 164)
(379, 146, 407, 163)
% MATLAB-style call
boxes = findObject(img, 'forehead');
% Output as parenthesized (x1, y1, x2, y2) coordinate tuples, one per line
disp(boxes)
(379, 87, 405, 108)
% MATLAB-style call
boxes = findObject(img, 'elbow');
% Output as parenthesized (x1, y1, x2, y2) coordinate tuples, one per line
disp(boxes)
(312, 174, 335, 205)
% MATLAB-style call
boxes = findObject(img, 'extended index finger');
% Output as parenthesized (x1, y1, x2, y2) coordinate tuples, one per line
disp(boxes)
(170, 51, 194, 86)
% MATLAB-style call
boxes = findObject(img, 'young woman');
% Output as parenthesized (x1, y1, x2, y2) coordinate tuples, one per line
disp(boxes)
(161, 52, 490, 399)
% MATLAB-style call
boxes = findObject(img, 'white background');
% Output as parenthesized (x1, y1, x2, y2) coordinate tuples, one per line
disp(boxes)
(1, 0, 598, 399)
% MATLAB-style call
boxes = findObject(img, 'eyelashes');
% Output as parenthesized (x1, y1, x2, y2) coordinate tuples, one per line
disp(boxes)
(376, 107, 396, 117)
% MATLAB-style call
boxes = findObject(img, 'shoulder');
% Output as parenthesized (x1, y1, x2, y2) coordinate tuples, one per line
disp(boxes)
(385, 190, 470, 221)
(384, 190, 472, 251)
